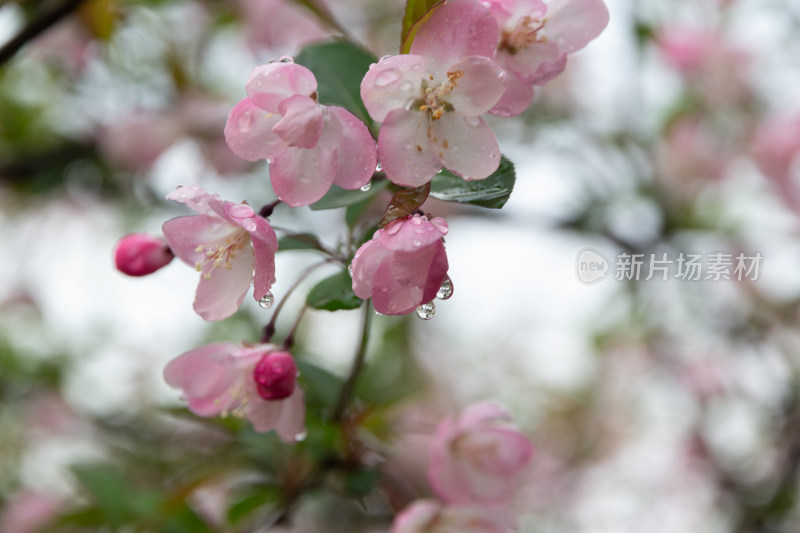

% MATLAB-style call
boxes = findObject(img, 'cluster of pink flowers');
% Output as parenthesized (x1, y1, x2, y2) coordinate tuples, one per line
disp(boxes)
(393, 402, 534, 533)
(111, 0, 608, 440)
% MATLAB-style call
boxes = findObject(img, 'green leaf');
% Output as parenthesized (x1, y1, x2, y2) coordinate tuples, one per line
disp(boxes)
(227, 486, 280, 526)
(309, 180, 389, 211)
(295, 41, 377, 130)
(70, 463, 129, 526)
(429, 155, 516, 208)
(306, 269, 363, 311)
(344, 468, 380, 498)
(277, 233, 324, 252)
(401, 0, 445, 53)
(297, 360, 345, 409)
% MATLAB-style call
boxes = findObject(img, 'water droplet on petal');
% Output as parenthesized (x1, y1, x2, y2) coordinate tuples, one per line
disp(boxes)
(258, 292, 275, 309)
(412, 239, 421, 246)
(385, 221, 403, 235)
(360, 182, 372, 192)
(241, 218, 257, 232)
(416, 301, 436, 320)
(375, 162, 383, 172)
(379, 54, 392, 62)
(410, 216, 423, 226)
(279, 55, 294, 63)
(412, 63, 422, 71)
(400, 80, 413, 92)
(375, 68, 402, 88)
(374, 310, 384, 316)
(294, 430, 307, 442)
(230, 204, 255, 218)
(238, 110, 254, 131)
(465, 116, 481, 127)
(347, 264, 353, 277)
(436, 277, 453, 300)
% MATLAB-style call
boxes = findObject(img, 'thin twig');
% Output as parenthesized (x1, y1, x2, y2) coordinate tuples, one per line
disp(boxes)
(281, 305, 307, 349)
(0, 0, 87, 66)
(332, 300, 372, 421)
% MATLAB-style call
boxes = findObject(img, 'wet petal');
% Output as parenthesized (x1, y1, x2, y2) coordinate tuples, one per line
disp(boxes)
(245, 62, 318, 112)
(194, 244, 254, 321)
(274, 387, 306, 442)
(162, 214, 237, 266)
(378, 214, 449, 252)
(250, 221, 278, 302)
(273, 94, 323, 148)
(224, 97, 283, 161)
(325, 106, 377, 190)
(269, 145, 337, 206)
(489, 72, 535, 117)
(372, 258, 424, 315)
(163, 343, 242, 416)
(351, 238, 391, 299)
(411, 0, 499, 70)
(545, 0, 609, 53)
(165, 185, 217, 215)
(378, 109, 442, 187)
(432, 114, 500, 180)
(360, 54, 427, 122)
(445, 56, 506, 116)
(506, 42, 565, 85)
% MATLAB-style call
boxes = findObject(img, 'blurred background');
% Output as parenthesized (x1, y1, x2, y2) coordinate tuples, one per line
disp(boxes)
(2, 0, 800, 531)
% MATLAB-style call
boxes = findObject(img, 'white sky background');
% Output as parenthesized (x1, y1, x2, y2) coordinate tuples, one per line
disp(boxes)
(2, 0, 800, 530)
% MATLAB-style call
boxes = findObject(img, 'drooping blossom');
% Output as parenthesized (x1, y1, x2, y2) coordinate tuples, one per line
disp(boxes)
(114, 233, 174, 277)
(485, 0, 609, 117)
(360, 0, 506, 187)
(428, 402, 534, 504)
(162, 185, 278, 321)
(225, 60, 377, 206)
(392, 500, 515, 533)
(351, 213, 449, 315)
(164, 343, 305, 441)
(751, 115, 800, 213)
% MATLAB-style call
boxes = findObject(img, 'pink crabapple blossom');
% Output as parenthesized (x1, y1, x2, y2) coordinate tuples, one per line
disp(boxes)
(224, 60, 377, 207)
(161, 185, 278, 321)
(485, 0, 609, 117)
(391, 500, 516, 533)
(360, 0, 506, 187)
(164, 343, 305, 442)
(114, 233, 174, 277)
(751, 115, 800, 213)
(427, 401, 534, 504)
(351, 213, 449, 315)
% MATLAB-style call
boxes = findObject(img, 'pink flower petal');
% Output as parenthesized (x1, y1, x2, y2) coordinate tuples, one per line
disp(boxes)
(245, 62, 318, 112)
(410, 0, 498, 70)
(489, 73, 535, 117)
(166, 185, 217, 215)
(325, 106, 377, 190)
(372, 256, 426, 315)
(504, 41, 563, 83)
(162, 214, 238, 266)
(274, 387, 306, 442)
(378, 214, 449, 252)
(432, 113, 500, 180)
(378, 109, 442, 187)
(392, 500, 441, 533)
(445, 56, 506, 116)
(163, 343, 242, 416)
(269, 145, 337, 206)
(194, 244, 254, 321)
(250, 225, 278, 302)
(224, 98, 283, 162)
(351, 238, 391, 299)
(273, 94, 323, 148)
(360, 54, 427, 122)
(545, 0, 609, 54)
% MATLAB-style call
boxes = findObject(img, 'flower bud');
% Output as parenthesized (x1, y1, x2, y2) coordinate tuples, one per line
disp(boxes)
(253, 351, 297, 400)
(114, 233, 174, 277)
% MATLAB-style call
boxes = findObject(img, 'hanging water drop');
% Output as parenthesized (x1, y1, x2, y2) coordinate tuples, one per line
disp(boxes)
(294, 430, 308, 442)
(360, 182, 372, 192)
(374, 310, 384, 316)
(375, 162, 383, 172)
(436, 277, 453, 300)
(347, 264, 353, 277)
(258, 292, 275, 309)
(416, 302, 436, 320)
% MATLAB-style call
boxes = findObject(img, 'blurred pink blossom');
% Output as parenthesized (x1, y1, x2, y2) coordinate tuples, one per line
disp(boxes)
(351, 213, 449, 315)
(162, 186, 277, 321)
(751, 115, 800, 212)
(392, 500, 515, 533)
(113, 233, 174, 277)
(164, 343, 305, 441)
(427, 402, 533, 504)
(238, 0, 330, 55)
(0, 491, 62, 533)
(225, 60, 376, 206)
(360, 0, 505, 186)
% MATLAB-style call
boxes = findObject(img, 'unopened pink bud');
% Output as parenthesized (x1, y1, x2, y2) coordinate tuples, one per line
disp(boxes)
(253, 352, 297, 400)
(114, 233, 174, 277)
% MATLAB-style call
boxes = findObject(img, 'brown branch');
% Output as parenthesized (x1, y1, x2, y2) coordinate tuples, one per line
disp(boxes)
(0, 0, 87, 66)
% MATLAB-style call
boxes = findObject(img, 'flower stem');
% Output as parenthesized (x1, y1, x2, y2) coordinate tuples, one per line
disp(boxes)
(282, 305, 308, 349)
(261, 259, 333, 343)
(333, 300, 372, 421)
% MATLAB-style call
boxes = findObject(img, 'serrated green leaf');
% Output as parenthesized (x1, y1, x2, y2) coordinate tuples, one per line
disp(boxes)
(309, 180, 389, 211)
(295, 41, 377, 130)
(277, 233, 324, 252)
(429, 155, 515, 208)
(306, 269, 363, 311)
(401, 0, 445, 53)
